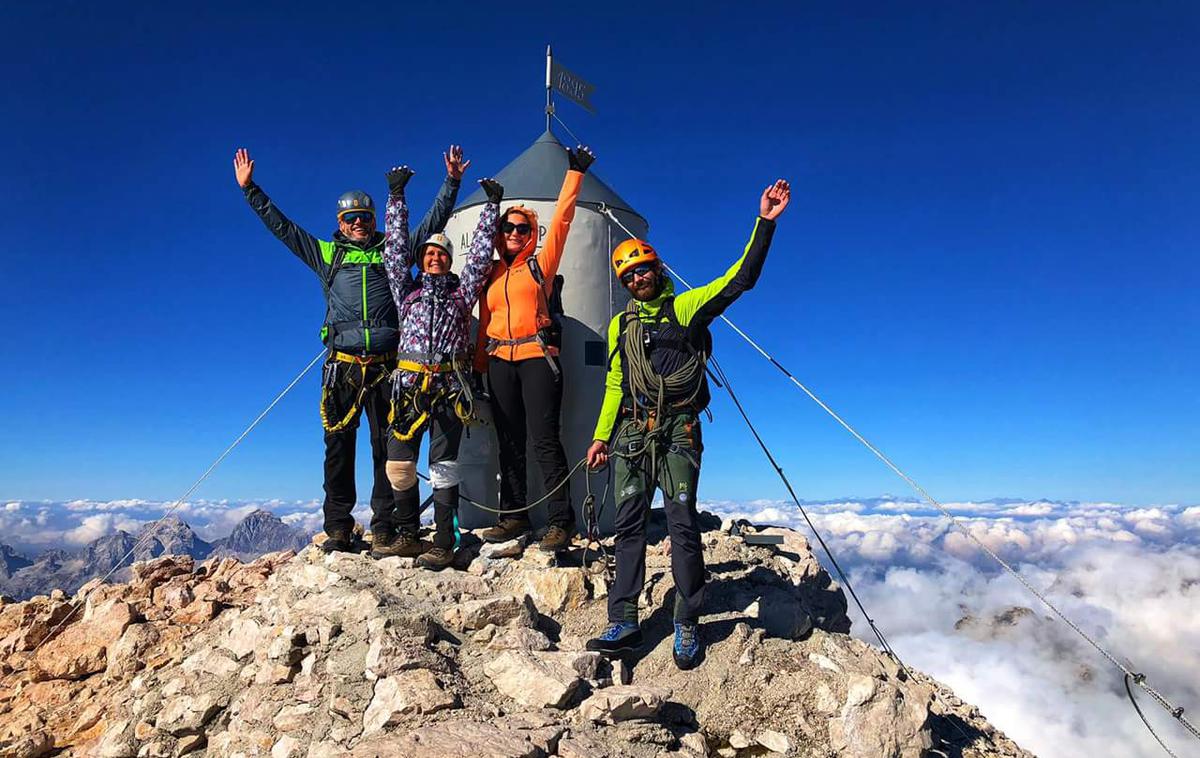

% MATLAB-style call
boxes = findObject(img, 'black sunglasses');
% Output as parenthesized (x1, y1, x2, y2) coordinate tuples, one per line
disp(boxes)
(501, 221, 532, 235)
(620, 262, 657, 284)
(341, 211, 374, 224)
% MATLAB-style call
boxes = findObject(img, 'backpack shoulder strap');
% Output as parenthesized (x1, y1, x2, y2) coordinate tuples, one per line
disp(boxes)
(526, 256, 545, 286)
(324, 241, 348, 291)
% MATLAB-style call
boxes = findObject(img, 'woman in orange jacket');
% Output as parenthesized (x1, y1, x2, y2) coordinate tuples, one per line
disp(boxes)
(477, 145, 595, 551)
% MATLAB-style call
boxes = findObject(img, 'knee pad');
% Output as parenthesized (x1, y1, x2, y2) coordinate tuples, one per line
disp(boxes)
(386, 460, 417, 491)
(428, 460, 460, 489)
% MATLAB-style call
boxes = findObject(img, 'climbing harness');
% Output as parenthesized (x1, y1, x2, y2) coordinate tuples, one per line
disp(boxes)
(320, 350, 393, 433)
(486, 332, 561, 378)
(599, 203, 1200, 755)
(388, 353, 477, 442)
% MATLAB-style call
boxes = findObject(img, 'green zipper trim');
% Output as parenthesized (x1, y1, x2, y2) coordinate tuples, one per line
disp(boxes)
(362, 263, 370, 352)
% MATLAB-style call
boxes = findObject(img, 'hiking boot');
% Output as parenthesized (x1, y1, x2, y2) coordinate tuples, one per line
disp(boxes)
(538, 525, 573, 552)
(585, 621, 643, 655)
(416, 546, 455, 571)
(672, 622, 703, 670)
(480, 517, 532, 544)
(371, 531, 428, 559)
(320, 531, 358, 554)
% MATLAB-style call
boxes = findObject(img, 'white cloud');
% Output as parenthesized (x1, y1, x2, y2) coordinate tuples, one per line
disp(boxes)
(62, 514, 145, 545)
(699, 497, 1200, 758)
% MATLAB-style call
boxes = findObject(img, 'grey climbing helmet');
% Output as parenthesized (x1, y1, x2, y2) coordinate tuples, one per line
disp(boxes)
(336, 190, 375, 219)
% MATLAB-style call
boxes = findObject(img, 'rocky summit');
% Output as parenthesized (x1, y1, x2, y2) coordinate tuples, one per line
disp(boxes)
(0, 511, 1033, 758)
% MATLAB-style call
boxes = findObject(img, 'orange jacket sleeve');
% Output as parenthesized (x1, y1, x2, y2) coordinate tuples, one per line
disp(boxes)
(534, 169, 584, 287)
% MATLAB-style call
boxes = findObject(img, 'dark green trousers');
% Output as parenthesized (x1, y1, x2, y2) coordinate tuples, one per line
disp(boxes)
(608, 412, 705, 623)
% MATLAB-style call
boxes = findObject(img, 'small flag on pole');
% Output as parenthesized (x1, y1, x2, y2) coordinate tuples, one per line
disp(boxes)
(549, 54, 596, 114)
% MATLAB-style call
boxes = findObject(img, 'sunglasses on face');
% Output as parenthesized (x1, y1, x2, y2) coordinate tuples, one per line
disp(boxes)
(341, 212, 374, 224)
(620, 262, 657, 284)
(501, 221, 532, 235)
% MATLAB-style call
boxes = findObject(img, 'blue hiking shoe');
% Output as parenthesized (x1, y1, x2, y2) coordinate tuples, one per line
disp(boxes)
(585, 620, 643, 654)
(673, 621, 702, 670)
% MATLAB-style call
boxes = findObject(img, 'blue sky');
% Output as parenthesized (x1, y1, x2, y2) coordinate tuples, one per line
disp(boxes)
(2, 1, 1197, 505)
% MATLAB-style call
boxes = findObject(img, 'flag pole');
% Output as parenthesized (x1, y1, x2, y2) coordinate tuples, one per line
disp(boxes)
(545, 44, 554, 132)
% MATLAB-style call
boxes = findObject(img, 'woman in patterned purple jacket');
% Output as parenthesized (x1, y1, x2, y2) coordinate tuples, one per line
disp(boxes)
(373, 157, 504, 570)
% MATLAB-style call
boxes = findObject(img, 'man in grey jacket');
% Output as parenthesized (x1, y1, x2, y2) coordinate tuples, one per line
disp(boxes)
(234, 146, 468, 552)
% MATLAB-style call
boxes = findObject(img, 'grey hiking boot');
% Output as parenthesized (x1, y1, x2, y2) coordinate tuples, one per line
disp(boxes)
(416, 546, 455, 571)
(538, 525, 573, 552)
(585, 621, 643, 655)
(480, 517, 532, 544)
(372, 531, 428, 559)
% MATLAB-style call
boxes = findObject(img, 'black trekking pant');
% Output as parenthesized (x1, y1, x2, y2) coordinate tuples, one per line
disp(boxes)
(387, 403, 464, 550)
(487, 356, 575, 529)
(321, 358, 394, 538)
(608, 413, 705, 623)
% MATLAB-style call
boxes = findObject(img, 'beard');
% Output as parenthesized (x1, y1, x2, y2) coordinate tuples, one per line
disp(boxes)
(630, 274, 661, 301)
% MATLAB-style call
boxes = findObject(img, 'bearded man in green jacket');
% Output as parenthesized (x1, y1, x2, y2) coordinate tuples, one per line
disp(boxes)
(585, 179, 791, 670)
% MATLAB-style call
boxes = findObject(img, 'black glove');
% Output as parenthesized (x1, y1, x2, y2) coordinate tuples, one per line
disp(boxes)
(479, 178, 504, 204)
(386, 165, 414, 194)
(567, 145, 596, 173)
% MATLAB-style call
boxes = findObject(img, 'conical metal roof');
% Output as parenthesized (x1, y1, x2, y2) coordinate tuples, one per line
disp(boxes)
(458, 129, 645, 220)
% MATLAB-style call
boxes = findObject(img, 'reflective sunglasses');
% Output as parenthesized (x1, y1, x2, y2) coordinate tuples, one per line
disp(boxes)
(501, 221, 532, 235)
(620, 262, 657, 284)
(340, 211, 374, 224)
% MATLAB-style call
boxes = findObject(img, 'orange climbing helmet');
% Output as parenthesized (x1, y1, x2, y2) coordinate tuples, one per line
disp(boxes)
(611, 238, 660, 278)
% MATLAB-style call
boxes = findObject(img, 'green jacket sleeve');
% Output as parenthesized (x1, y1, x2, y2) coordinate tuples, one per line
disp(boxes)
(242, 181, 328, 275)
(592, 314, 625, 442)
(672, 216, 776, 327)
(410, 176, 462, 251)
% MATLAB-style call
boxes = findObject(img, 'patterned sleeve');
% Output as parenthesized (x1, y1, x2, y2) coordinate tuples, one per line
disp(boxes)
(383, 190, 414, 308)
(457, 201, 500, 305)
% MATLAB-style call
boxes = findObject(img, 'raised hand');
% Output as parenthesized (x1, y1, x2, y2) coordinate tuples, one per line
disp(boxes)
(444, 145, 471, 181)
(759, 179, 791, 221)
(479, 178, 504, 204)
(387, 165, 414, 194)
(233, 148, 255, 188)
(567, 144, 595, 173)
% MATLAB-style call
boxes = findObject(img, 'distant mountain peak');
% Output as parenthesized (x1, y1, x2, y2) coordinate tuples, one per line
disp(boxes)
(213, 509, 310, 559)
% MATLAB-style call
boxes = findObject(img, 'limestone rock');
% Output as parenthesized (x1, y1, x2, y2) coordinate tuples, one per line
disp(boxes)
(483, 650, 590, 709)
(443, 595, 534, 631)
(1, 731, 54, 758)
(34, 599, 134, 680)
(155, 692, 223, 736)
(361, 669, 460, 735)
(578, 684, 672, 723)
(756, 729, 790, 753)
(219, 615, 261, 660)
(480, 536, 527, 559)
(351, 720, 542, 757)
(487, 625, 553, 652)
(519, 567, 590, 614)
(827, 674, 933, 758)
